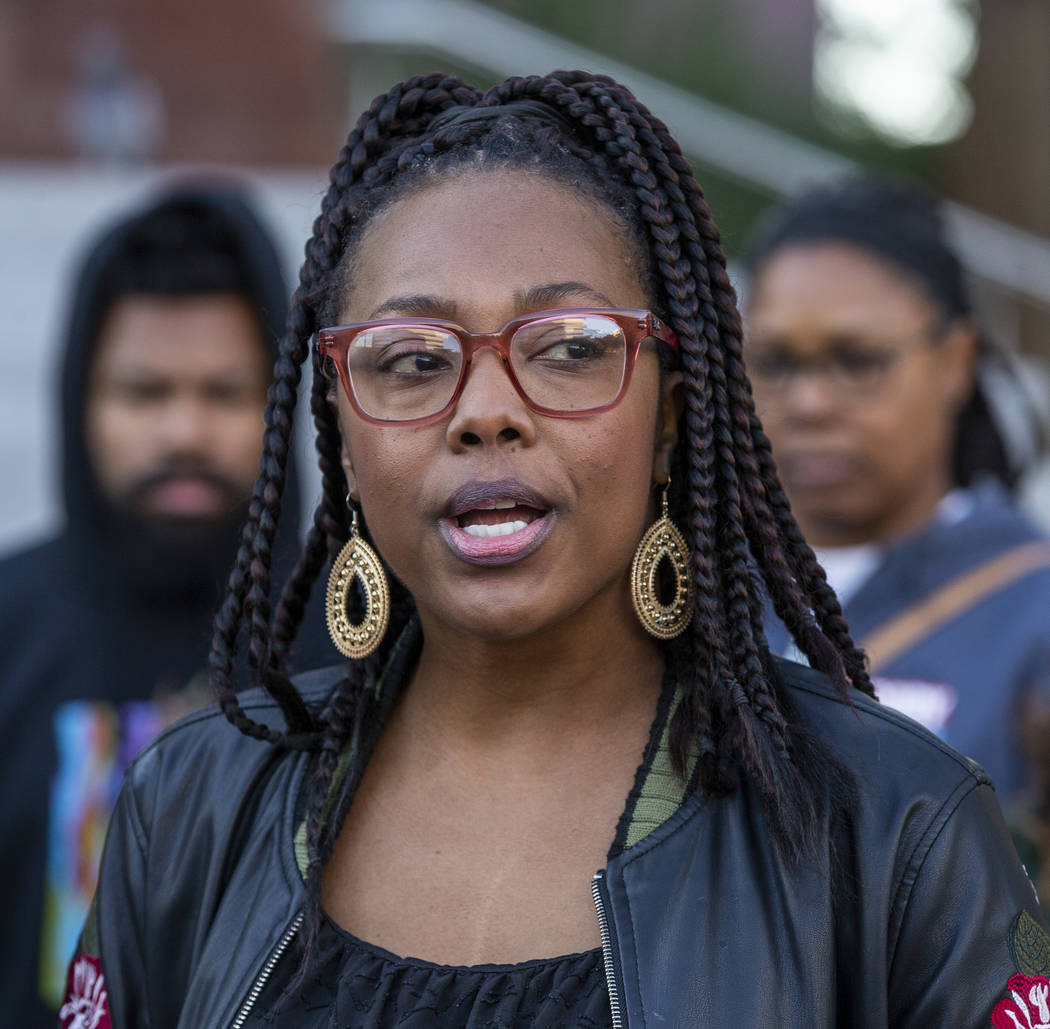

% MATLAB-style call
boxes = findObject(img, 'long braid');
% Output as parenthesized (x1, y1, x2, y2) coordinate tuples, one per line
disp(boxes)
(267, 230, 359, 666)
(269, 367, 348, 665)
(620, 88, 872, 699)
(749, 417, 874, 695)
(556, 75, 805, 810)
(642, 113, 873, 696)
(552, 75, 870, 838)
(634, 108, 874, 792)
(244, 328, 307, 663)
(209, 293, 325, 742)
(681, 181, 868, 691)
(580, 80, 752, 784)
(295, 655, 373, 968)
(587, 74, 791, 793)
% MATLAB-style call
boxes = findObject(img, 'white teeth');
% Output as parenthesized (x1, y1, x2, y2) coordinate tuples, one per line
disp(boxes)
(463, 520, 528, 538)
(477, 500, 518, 510)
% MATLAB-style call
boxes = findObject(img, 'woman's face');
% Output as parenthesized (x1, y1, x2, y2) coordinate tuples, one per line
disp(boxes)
(746, 242, 975, 547)
(334, 169, 680, 643)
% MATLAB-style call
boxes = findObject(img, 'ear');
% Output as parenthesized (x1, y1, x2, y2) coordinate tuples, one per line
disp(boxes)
(340, 439, 359, 504)
(940, 320, 978, 411)
(652, 370, 684, 484)
(328, 388, 360, 503)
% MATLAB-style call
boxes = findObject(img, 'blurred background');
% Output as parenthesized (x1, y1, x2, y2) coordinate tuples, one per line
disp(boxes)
(2, 0, 1049, 554)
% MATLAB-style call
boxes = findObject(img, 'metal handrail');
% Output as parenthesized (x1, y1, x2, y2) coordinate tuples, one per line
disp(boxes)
(326, 0, 1050, 307)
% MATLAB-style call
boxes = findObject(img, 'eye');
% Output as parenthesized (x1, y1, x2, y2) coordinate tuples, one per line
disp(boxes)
(203, 380, 263, 406)
(376, 347, 455, 375)
(832, 347, 896, 380)
(111, 379, 169, 404)
(534, 336, 607, 361)
(350, 327, 460, 380)
(748, 349, 797, 380)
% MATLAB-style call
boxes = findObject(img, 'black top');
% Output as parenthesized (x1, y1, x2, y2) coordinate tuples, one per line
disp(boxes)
(246, 920, 610, 1028)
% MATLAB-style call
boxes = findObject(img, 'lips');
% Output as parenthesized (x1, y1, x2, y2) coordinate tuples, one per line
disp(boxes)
(440, 478, 554, 566)
(781, 451, 860, 489)
(140, 477, 229, 517)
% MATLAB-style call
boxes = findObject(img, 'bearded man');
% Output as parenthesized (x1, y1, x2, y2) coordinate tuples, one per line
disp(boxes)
(0, 183, 332, 1026)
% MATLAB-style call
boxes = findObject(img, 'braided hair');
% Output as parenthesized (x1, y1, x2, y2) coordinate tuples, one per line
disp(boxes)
(208, 71, 874, 958)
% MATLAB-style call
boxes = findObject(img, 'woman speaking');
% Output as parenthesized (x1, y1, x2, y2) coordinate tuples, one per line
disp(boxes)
(62, 72, 1047, 1028)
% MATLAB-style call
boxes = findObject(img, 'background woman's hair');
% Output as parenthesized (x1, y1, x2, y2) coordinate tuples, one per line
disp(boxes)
(207, 71, 874, 960)
(744, 173, 1018, 490)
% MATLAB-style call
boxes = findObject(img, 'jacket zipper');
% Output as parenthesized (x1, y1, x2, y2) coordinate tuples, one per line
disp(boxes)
(229, 911, 304, 1028)
(592, 871, 625, 1029)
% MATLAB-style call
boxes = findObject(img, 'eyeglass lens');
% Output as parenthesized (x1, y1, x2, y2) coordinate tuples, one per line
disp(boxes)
(345, 314, 628, 420)
(748, 344, 903, 393)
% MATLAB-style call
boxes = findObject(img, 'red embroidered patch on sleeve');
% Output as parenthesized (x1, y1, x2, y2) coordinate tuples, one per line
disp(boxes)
(59, 953, 111, 1029)
(992, 974, 1050, 1028)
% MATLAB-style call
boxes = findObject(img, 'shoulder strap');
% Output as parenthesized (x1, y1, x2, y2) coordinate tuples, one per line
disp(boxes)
(861, 540, 1050, 674)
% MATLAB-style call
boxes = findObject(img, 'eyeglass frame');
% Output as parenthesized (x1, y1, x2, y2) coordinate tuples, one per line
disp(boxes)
(745, 325, 946, 398)
(316, 307, 679, 427)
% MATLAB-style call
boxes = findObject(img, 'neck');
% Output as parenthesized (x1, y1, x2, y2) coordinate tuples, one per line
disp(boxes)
(405, 596, 666, 754)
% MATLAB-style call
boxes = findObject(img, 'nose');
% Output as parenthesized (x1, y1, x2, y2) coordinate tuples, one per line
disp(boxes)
(155, 392, 212, 456)
(445, 347, 537, 452)
(780, 368, 842, 422)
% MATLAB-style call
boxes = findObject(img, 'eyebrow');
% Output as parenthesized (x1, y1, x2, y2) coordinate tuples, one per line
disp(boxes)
(514, 282, 618, 311)
(366, 281, 619, 322)
(367, 294, 457, 320)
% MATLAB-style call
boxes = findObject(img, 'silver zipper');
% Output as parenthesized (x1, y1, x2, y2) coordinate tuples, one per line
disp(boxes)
(229, 910, 304, 1028)
(592, 872, 624, 1029)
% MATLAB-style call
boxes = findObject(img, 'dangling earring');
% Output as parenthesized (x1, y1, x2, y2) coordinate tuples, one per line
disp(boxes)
(325, 499, 390, 659)
(630, 482, 694, 639)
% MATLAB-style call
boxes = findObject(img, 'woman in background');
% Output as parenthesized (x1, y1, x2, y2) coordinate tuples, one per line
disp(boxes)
(746, 176, 1050, 800)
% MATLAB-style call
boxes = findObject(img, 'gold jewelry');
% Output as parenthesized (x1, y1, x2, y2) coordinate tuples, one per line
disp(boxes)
(325, 506, 390, 659)
(630, 483, 694, 639)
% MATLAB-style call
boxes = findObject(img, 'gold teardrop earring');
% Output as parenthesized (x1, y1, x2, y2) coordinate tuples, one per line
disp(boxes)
(630, 481, 694, 639)
(325, 499, 391, 659)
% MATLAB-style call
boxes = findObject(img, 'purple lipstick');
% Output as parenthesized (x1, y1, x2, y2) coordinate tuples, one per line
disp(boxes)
(440, 478, 554, 566)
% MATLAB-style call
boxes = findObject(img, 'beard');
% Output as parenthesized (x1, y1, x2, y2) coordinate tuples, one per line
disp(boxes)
(100, 462, 252, 605)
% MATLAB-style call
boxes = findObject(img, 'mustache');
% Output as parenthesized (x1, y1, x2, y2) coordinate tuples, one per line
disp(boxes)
(122, 460, 247, 508)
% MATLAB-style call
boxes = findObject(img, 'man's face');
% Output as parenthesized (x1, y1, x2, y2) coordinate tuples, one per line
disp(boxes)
(85, 293, 269, 526)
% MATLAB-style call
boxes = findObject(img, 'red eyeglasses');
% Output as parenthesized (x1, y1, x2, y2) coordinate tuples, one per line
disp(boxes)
(317, 308, 678, 426)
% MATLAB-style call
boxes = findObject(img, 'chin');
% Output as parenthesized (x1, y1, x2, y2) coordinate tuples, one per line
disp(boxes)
(460, 613, 550, 643)
(426, 595, 564, 644)
(800, 506, 887, 545)
(789, 487, 869, 529)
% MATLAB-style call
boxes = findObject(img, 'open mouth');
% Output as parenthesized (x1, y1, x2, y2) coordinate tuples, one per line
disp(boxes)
(456, 500, 545, 538)
(440, 482, 554, 566)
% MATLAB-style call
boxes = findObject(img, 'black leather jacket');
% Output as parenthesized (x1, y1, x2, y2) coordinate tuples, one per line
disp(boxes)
(78, 660, 1049, 1027)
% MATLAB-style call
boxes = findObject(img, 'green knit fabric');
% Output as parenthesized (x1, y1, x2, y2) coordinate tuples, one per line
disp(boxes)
(295, 743, 354, 878)
(623, 690, 697, 851)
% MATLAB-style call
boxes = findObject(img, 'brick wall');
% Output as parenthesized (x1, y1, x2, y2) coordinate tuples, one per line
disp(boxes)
(0, 0, 342, 166)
